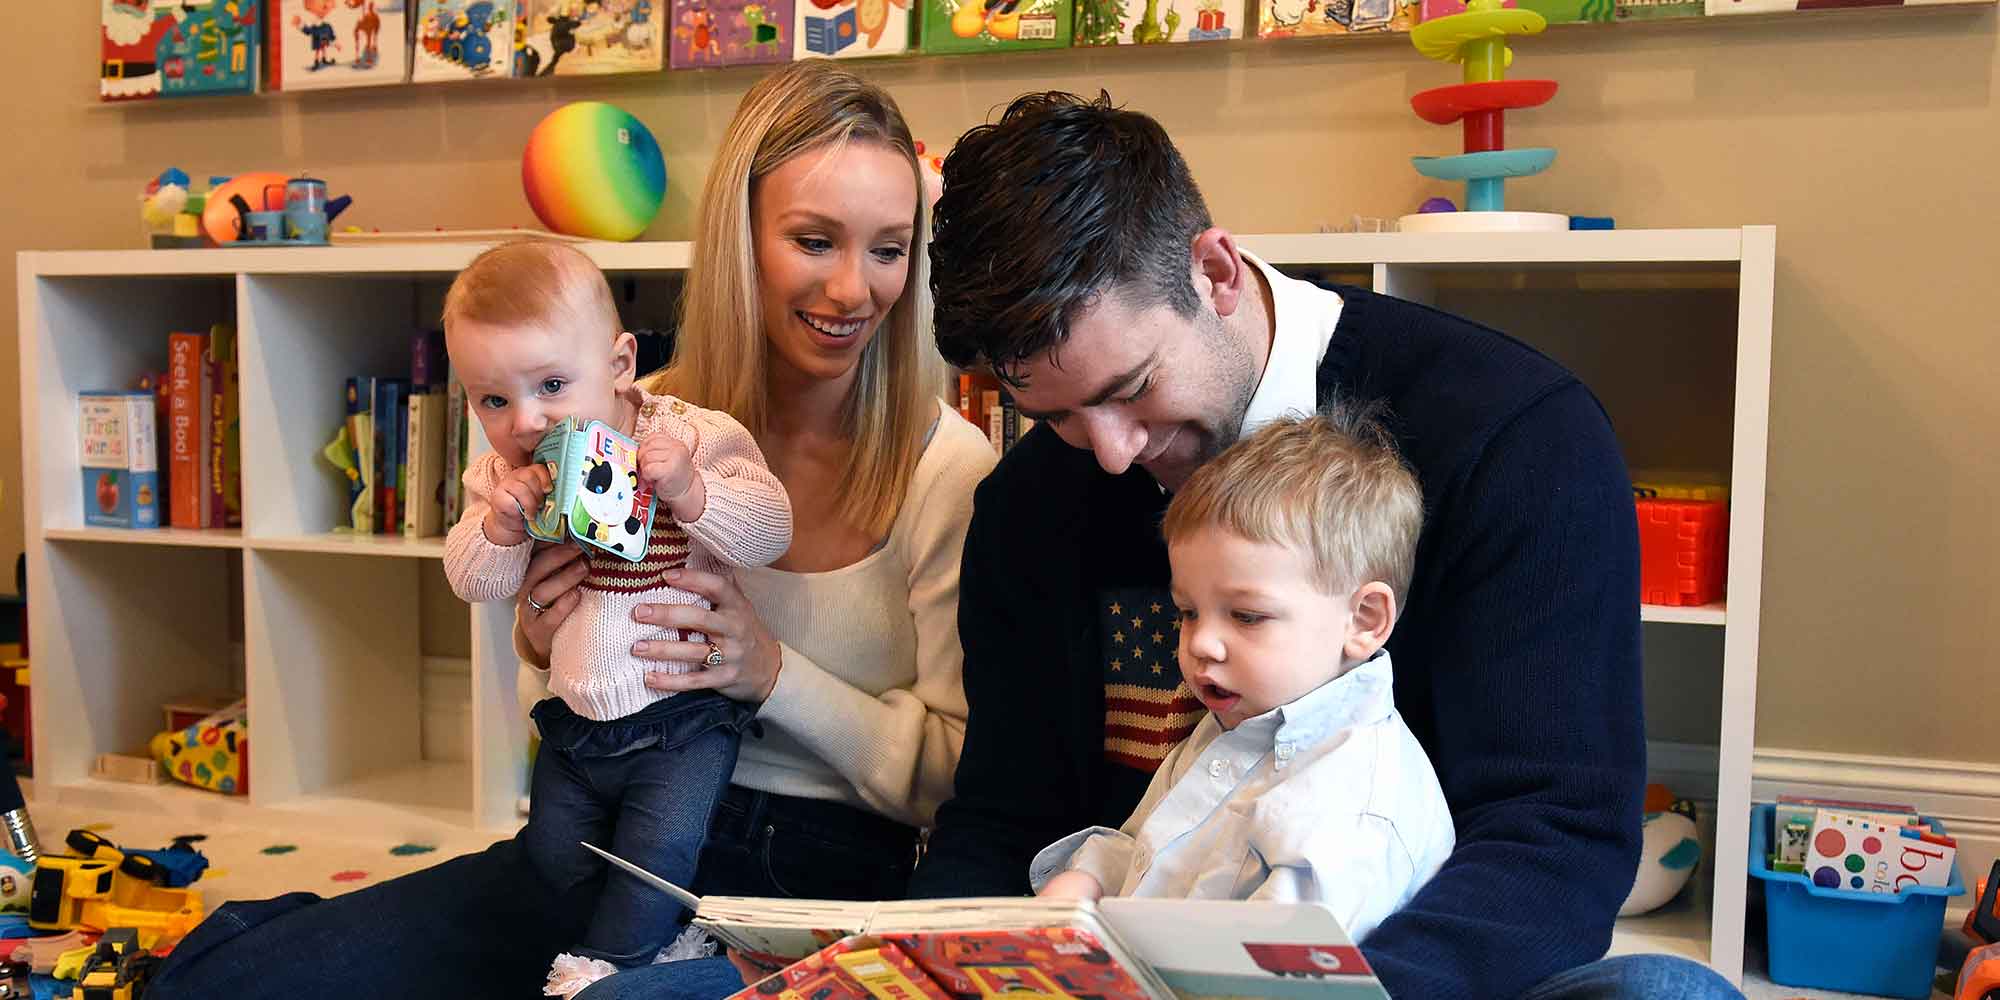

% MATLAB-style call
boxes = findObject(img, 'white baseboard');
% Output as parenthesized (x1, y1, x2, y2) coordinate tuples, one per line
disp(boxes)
(1651, 741, 2000, 918)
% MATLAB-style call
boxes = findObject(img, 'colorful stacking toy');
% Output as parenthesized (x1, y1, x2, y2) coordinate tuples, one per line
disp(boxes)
(1401, 0, 1568, 232)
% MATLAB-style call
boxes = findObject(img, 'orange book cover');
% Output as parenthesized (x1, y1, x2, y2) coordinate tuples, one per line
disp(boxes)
(166, 331, 212, 529)
(833, 942, 957, 1000)
(730, 937, 874, 1000)
(883, 927, 1155, 1000)
(207, 325, 241, 528)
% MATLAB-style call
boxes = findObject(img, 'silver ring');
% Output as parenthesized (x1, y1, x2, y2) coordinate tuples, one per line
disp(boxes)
(704, 642, 724, 668)
(526, 593, 549, 613)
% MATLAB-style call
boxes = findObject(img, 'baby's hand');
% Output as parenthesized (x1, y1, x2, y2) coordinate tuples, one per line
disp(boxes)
(483, 462, 554, 547)
(639, 430, 706, 522)
(1037, 870, 1104, 902)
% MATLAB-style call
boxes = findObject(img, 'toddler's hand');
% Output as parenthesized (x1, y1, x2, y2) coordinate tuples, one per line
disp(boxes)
(1037, 870, 1104, 902)
(639, 430, 706, 522)
(483, 462, 554, 547)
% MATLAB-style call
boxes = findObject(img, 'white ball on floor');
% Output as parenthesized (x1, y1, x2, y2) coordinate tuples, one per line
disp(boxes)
(1620, 808, 1701, 916)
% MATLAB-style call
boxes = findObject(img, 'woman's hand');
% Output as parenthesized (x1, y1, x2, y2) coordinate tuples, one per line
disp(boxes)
(633, 567, 783, 703)
(518, 543, 588, 662)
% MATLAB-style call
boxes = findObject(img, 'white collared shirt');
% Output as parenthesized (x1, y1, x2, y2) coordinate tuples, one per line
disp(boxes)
(1029, 652, 1454, 943)
(1238, 252, 1345, 438)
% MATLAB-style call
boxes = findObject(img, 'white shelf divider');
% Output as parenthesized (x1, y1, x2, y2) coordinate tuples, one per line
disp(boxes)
(1705, 225, 1777, 983)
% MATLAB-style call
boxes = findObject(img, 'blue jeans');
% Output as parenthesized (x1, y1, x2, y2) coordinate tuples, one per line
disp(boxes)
(581, 951, 1745, 1000)
(146, 784, 919, 1000)
(526, 693, 759, 969)
(1520, 954, 1745, 1000)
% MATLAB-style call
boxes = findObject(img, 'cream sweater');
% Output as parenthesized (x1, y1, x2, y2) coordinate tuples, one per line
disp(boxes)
(518, 400, 996, 828)
(449, 390, 792, 721)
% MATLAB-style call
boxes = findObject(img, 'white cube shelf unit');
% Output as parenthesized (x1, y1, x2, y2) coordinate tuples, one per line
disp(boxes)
(17, 227, 1773, 983)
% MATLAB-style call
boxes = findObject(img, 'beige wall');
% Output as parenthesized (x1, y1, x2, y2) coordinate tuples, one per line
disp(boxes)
(6, 7, 1996, 761)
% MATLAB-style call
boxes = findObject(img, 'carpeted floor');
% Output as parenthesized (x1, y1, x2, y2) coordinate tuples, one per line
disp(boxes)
(23, 798, 498, 911)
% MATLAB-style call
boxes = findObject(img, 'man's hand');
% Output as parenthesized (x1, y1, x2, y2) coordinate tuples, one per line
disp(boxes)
(483, 463, 554, 546)
(1036, 870, 1104, 902)
(639, 430, 706, 522)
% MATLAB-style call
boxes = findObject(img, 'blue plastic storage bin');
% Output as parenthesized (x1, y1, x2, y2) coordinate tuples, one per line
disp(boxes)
(1749, 803, 1965, 998)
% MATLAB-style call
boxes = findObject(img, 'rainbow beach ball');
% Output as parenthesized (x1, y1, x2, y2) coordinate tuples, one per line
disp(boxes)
(522, 102, 667, 242)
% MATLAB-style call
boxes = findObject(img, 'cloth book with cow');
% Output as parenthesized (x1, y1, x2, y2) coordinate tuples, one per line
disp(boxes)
(524, 416, 656, 562)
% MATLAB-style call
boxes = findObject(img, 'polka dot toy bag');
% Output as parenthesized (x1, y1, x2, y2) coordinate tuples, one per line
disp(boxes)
(151, 699, 249, 796)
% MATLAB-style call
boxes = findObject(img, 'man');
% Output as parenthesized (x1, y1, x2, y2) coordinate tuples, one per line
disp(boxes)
(908, 91, 1739, 1000)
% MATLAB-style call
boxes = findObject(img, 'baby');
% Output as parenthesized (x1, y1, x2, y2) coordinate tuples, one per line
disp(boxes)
(440, 241, 792, 996)
(1032, 406, 1454, 943)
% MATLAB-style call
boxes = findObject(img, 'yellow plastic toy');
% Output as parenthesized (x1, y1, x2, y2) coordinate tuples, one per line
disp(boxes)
(28, 837, 204, 947)
(72, 928, 159, 1000)
(150, 699, 248, 796)
(52, 943, 97, 981)
(27, 855, 116, 932)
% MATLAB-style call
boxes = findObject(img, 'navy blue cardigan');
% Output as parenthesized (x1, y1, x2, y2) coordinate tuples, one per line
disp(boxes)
(911, 285, 1645, 999)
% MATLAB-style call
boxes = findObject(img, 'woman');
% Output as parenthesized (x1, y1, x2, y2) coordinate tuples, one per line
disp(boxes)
(148, 61, 994, 1000)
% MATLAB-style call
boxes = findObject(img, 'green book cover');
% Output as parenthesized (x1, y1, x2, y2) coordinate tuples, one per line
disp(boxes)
(524, 416, 657, 562)
(921, 0, 1072, 52)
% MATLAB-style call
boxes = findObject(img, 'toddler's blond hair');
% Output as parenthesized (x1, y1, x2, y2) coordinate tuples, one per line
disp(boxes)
(1162, 403, 1424, 604)
(442, 240, 619, 342)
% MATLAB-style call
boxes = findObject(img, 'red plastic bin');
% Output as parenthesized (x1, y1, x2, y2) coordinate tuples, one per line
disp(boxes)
(1635, 498, 1727, 607)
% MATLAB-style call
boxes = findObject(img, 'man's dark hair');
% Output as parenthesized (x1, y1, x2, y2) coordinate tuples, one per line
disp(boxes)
(929, 91, 1213, 383)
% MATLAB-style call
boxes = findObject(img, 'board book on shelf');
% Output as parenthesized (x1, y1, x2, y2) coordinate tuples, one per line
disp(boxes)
(918, 0, 1071, 52)
(519, 0, 666, 75)
(584, 844, 1389, 1000)
(669, 0, 796, 66)
(793, 0, 913, 58)
(100, 0, 262, 102)
(413, 0, 520, 80)
(208, 325, 242, 528)
(78, 391, 162, 530)
(403, 330, 450, 537)
(166, 330, 212, 529)
(268, 0, 410, 91)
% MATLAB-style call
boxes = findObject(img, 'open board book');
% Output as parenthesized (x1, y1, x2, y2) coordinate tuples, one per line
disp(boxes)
(584, 843, 1390, 1000)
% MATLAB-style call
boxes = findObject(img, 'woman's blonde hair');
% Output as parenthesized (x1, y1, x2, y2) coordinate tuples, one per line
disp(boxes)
(1161, 404, 1425, 605)
(645, 61, 941, 540)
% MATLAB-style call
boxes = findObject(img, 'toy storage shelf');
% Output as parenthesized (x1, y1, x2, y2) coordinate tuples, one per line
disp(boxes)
(17, 228, 1773, 985)
(249, 533, 448, 559)
(43, 527, 246, 549)
(1642, 602, 1726, 626)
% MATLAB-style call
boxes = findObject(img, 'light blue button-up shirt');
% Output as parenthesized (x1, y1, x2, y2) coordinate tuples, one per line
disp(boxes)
(1029, 652, 1454, 943)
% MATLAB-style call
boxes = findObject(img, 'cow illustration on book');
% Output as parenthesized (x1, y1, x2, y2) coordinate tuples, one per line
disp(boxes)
(573, 452, 648, 555)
